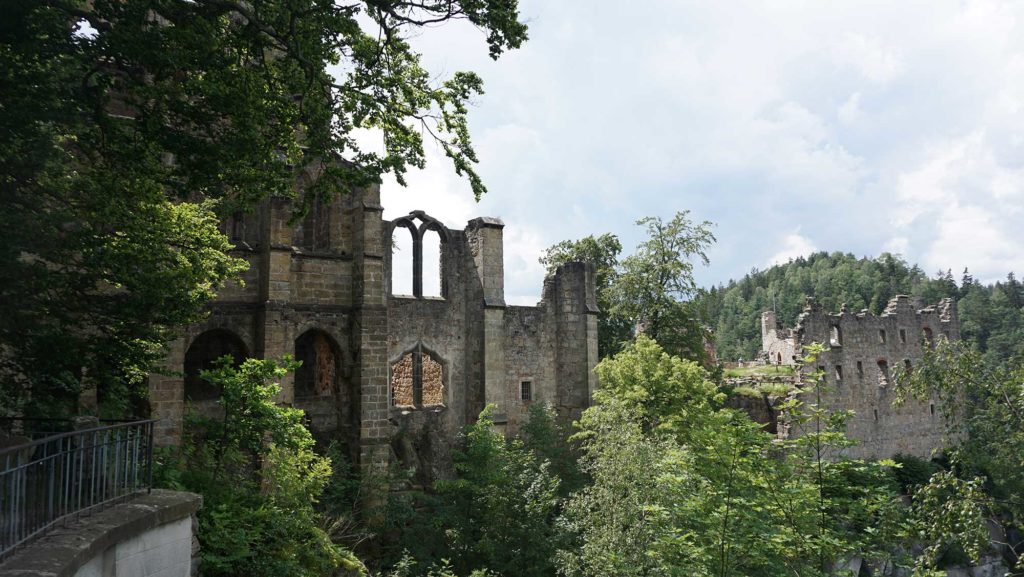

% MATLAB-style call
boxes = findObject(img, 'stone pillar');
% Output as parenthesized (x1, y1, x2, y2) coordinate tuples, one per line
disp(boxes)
(761, 310, 777, 343)
(552, 262, 599, 422)
(259, 198, 296, 399)
(466, 218, 508, 425)
(351, 184, 390, 489)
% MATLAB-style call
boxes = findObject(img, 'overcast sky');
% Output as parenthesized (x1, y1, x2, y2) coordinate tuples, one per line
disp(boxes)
(357, 0, 1024, 305)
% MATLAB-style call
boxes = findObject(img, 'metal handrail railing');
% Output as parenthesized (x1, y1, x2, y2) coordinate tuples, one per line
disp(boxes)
(0, 419, 155, 559)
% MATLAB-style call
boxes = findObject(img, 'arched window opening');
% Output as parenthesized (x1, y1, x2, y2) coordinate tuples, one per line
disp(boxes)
(295, 197, 332, 252)
(830, 325, 843, 347)
(391, 224, 415, 296)
(295, 330, 340, 398)
(184, 329, 248, 401)
(390, 344, 445, 409)
(776, 352, 782, 365)
(421, 229, 442, 298)
(389, 211, 448, 299)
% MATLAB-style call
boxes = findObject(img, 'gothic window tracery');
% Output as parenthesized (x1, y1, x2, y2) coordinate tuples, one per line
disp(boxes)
(390, 211, 448, 299)
(390, 343, 445, 409)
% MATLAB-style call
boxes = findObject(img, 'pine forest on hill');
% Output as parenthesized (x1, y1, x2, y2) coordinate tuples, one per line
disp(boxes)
(696, 252, 1024, 365)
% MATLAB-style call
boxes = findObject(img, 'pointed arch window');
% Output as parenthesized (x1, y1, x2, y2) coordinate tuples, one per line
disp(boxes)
(390, 211, 449, 299)
(390, 343, 445, 409)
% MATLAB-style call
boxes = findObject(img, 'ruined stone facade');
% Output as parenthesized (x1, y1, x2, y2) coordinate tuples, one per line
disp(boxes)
(148, 184, 598, 480)
(760, 296, 960, 460)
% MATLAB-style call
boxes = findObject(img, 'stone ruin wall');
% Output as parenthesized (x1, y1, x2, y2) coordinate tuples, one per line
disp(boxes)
(151, 182, 599, 484)
(383, 214, 598, 484)
(761, 296, 960, 460)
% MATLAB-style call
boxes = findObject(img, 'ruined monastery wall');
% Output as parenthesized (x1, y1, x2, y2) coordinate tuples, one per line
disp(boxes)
(150, 185, 598, 484)
(762, 296, 959, 460)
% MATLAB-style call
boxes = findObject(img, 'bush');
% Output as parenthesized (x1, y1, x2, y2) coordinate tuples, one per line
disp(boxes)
(158, 356, 364, 577)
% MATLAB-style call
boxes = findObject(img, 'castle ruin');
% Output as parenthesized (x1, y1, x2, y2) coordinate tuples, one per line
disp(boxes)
(147, 183, 598, 481)
(761, 296, 959, 459)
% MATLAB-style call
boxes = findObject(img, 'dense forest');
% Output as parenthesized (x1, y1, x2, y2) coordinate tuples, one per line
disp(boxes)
(695, 252, 1024, 365)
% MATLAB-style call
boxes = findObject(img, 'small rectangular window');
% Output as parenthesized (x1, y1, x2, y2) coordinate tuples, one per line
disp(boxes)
(873, 408, 879, 421)
(899, 329, 907, 344)
(520, 381, 532, 402)
(878, 329, 887, 344)
(835, 365, 843, 381)
(856, 361, 864, 377)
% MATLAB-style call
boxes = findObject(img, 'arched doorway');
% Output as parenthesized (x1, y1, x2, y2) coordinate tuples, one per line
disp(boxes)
(183, 329, 248, 402)
(293, 329, 355, 447)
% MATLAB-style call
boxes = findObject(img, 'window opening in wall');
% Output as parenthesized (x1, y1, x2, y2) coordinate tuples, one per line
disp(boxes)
(830, 325, 843, 347)
(390, 212, 448, 299)
(922, 327, 934, 347)
(877, 359, 889, 387)
(856, 361, 864, 378)
(421, 229, 442, 298)
(930, 403, 935, 416)
(391, 225, 415, 296)
(835, 365, 843, 381)
(873, 408, 879, 421)
(817, 365, 826, 379)
(294, 330, 340, 398)
(521, 381, 532, 402)
(390, 343, 445, 409)
(776, 352, 782, 365)
(303, 200, 332, 251)
(899, 329, 907, 344)
(878, 329, 887, 344)
(184, 329, 248, 401)
(904, 359, 912, 374)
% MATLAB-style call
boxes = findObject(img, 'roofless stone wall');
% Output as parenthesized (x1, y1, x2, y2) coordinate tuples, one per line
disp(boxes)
(761, 296, 959, 460)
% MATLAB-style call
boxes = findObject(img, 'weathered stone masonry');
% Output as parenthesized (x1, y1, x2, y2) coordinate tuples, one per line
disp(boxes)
(149, 185, 598, 481)
(761, 296, 959, 459)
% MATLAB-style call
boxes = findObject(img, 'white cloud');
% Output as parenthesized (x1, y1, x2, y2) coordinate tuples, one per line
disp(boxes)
(343, 0, 1024, 293)
(838, 92, 863, 125)
(890, 132, 1024, 282)
(766, 231, 817, 268)
(832, 32, 904, 84)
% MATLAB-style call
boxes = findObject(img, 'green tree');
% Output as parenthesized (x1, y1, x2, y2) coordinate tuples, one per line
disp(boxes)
(896, 340, 1024, 572)
(540, 212, 716, 362)
(406, 407, 563, 577)
(610, 212, 715, 361)
(162, 356, 364, 577)
(2, 0, 527, 415)
(560, 338, 911, 577)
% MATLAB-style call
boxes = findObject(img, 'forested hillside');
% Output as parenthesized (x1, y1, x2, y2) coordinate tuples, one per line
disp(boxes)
(696, 252, 1024, 364)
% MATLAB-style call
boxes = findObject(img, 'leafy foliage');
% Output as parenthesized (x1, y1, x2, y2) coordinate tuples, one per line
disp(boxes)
(695, 252, 1023, 364)
(158, 357, 364, 577)
(1, 0, 528, 416)
(540, 212, 715, 361)
(896, 340, 1024, 571)
(383, 407, 564, 577)
(560, 338, 910, 577)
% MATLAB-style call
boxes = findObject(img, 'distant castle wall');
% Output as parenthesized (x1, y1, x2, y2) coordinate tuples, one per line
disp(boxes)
(760, 296, 959, 460)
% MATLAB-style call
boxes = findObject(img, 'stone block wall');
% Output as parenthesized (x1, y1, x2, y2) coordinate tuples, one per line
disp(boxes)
(151, 185, 598, 484)
(762, 296, 959, 459)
